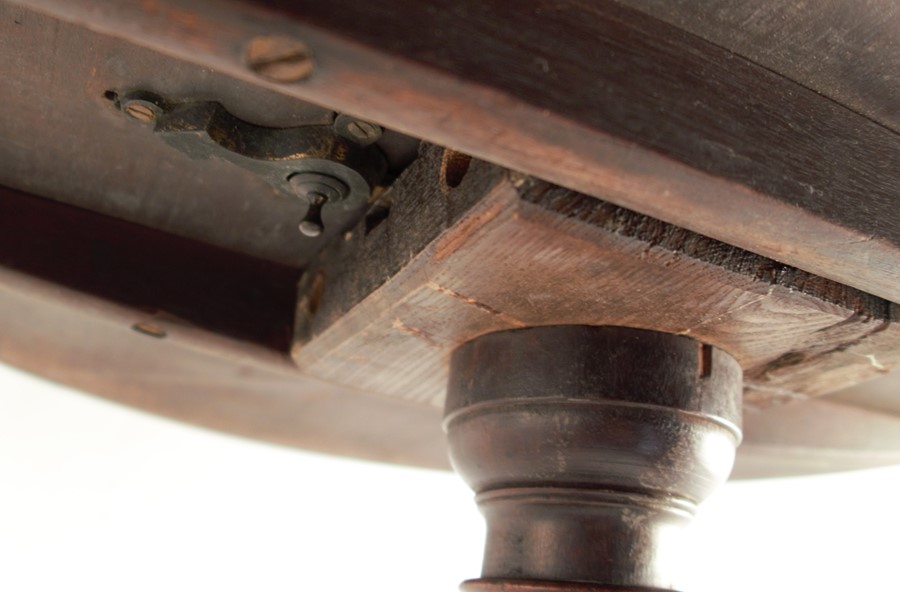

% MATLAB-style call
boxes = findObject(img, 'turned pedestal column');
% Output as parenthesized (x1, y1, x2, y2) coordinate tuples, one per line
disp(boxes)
(444, 326, 742, 592)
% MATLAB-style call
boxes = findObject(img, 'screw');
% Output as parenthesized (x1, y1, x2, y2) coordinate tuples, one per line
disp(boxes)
(334, 114, 382, 146)
(289, 173, 348, 203)
(298, 192, 327, 237)
(346, 120, 381, 143)
(299, 218, 324, 238)
(245, 36, 314, 83)
(123, 100, 158, 124)
(288, 172, 349, 238)
(132, 322, 166, 338)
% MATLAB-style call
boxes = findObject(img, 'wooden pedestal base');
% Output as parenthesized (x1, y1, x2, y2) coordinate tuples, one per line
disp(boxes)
(462, 581, 674, 592)
(445, 326, 742, 591)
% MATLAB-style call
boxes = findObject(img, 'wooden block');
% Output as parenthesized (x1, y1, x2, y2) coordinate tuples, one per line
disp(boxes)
(295, 148, 900, 407)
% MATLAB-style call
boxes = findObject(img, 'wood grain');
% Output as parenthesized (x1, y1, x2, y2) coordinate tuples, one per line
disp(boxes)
(295, 148, 900, 408)
(10, 0, 900, 302)
(0, 184, 299, 350)
(736, 395, 900, 478)
(0, 267, 449, 469)
(620, 0, 899, 133)
(0, 4, 337, 267)
(2, 0, 900, 477)
(2, 243, 897, 479)
(0, 179, 897, 477)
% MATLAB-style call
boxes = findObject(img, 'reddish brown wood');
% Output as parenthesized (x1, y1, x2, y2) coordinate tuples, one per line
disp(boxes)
(462, 582, 671, 592)
(827, 369, 900, 418)
(8, 0, 900, 302)
(1, 0, 899, 481)
(446, 326, 742, 590)
(1, 176, 899, 477)
(295, 148, 900, 410)
(0, 178, 896, 478)
(738, 394, 900, 479)
(620, 0, 899, 133)
(0, 184, 298, 350)
(0, 266, 449, 468)
(0, 4, 336, 267)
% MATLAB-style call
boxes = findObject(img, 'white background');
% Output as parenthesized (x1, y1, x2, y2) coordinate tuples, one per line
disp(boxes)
(1, 362, 898, 591)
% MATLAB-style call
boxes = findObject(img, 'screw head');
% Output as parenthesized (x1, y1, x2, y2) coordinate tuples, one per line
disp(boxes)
(245, 36, 314, 83)
(299, 220, 324, 237)
(288, 172, 349, 204)
(122, 100, 159, 124)
(288, 173, 349, 239)
(132, 322, 166, 338)
(333, 114, 382, 146)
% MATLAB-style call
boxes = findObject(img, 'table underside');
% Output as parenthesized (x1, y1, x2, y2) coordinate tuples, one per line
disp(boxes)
(1, 0, 898, 478)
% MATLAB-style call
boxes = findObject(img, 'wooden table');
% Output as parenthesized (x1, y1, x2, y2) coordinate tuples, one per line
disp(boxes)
(1, 0, 898, 480)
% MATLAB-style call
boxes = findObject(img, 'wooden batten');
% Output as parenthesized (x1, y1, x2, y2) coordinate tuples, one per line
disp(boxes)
(295, 148, 899, 408)
(10, 0, 900, 302)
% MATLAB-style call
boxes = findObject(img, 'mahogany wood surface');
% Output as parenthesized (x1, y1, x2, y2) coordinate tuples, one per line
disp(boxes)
(446, 326, 743, 589)
(0, 184, 298, 350)
(621, 0, 899, 134)
(0, 182, 898, 478)
(8, 0, 900, 303)
(0, 266, 449, 469)
(1, 1, 899, 478)
(296, 148, 900, 409)
(739, 393, 900, 479)
(0, 4, 337, 267)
